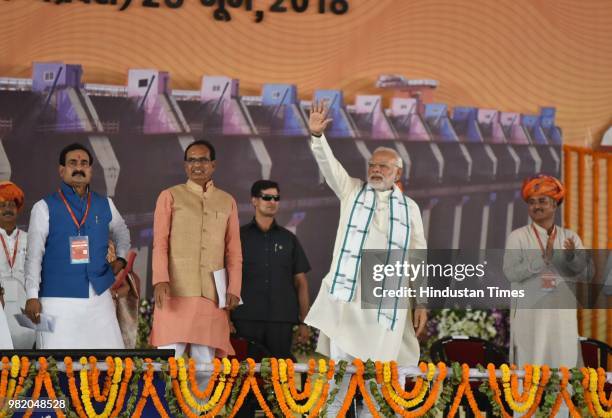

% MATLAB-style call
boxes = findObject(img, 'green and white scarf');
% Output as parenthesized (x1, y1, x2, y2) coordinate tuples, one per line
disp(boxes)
(329, 183, 411, 331)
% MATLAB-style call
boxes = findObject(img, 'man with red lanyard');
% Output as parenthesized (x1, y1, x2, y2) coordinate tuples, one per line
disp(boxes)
(23, 143, 131, 349)
(503, 174, 590, 372)
(0, 181, 34, 348)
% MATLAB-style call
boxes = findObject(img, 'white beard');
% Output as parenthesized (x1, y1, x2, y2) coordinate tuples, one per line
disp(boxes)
(367, 178, 394, 191)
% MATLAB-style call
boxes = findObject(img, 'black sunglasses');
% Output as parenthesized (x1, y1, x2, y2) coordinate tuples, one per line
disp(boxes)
(259, 194, 280, 202)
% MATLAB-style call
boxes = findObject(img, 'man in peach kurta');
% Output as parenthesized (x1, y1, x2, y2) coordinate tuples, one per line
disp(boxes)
(150, 140, 242, 363)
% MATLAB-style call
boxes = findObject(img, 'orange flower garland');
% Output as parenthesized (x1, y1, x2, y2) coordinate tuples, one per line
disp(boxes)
(0, 356, 602, 417)
(549, 367, 582, 418)
(40, 358, 67, 418)
(448, 363, 484, 418)
(89, 356, 114, 402)
(286, 358, 314, 400)
(270, 358, 293, 417)
(461, 364, 482, 418)
(110, 357, 133, 418)
(511, 364, 532, 403)
(487, 363, 513, 418)
(65, 356, 87, 418)
(337, 368, 359, 418)
(598, 368, 612, 409)
(0, 357, 9, 408)
(392, 362, 426, 399)
(447, 366, 466, 418)
(271, 358, 332, 416)
(307, 360, 335, 418)
(169, 356, 240, 417)
(354, 359, 382, 418)
(583, 367, 612, 418)
(13, 356, 30, 401)
(381, 362, 448, 418)
(188, 357, 221, 399)
(227, 358, 275, 418)
(23, 357, 53, 418)
(522, 365, 550, 418)
(133, 359, 170, 418)
(247, 358, 274, 418)
(488, 363, 550, 418)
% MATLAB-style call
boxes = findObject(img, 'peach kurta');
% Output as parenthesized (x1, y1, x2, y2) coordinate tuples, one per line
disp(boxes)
(149, 180, 242, 356)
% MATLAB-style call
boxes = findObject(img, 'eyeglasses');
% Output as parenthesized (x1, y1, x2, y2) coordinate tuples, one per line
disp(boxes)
(259, 194, 280, 202)
(186, 157, 212, 165)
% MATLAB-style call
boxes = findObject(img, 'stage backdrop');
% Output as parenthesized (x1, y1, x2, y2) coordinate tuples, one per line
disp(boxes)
(1, 0, 611, 145)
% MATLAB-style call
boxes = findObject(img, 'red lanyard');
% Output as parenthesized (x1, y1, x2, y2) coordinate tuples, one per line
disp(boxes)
(58, 188, 91, 233)
(0, 230, 19, 269)
(531, 224, 556, 259)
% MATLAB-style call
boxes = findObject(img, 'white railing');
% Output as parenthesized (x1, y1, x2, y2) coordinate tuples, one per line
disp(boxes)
(0, 77, 32, 91)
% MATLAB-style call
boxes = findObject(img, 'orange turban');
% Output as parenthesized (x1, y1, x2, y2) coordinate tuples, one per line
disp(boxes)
(0, 181, 25, 211)
(521, 174, 565, 204)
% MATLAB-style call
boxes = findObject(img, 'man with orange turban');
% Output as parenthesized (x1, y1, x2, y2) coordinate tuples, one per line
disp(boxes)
(503, 174, 590, 374)
(0, 181, 34, 349)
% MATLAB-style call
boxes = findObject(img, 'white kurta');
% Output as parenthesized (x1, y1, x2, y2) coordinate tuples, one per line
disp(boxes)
(0, 228, 35, 349)
(0, 308, 11, 349)
(503, 222, 588, 367)
(304, 134, 427, 364)
(24, 197, 131, 349)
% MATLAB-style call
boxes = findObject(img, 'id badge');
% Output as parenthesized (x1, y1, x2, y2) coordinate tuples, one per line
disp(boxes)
(70, 236, 90, 264)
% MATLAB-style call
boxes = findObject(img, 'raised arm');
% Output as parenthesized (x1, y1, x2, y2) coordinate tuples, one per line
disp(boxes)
(309, 101, 360, 199)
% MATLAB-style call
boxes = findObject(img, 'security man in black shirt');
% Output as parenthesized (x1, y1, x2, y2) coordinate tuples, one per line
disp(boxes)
(231, 180, 311, 360)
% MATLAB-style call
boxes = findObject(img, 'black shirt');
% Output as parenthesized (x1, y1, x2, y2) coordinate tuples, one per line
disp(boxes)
(231, 218, 311, 323)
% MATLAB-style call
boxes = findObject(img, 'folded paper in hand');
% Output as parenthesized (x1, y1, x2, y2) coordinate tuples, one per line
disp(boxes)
(213, 268, 243, 308)
(15, 310, 55, 333)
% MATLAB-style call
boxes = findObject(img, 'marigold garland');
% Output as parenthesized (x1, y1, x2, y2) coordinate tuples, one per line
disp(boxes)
(188, 357, 221, 399)
(598, 368, 612, 409)
(380, 361, 429, 409)
(585, 367, 612, 418)
(23, 357, 49, 418)
(381, 361, 447, 418)
(287, 358, 314, 400)
(5, 355, 19, 400)
(511, 364, 532, 403)
(337, 364, 359, 418)
(132, 358, 170, 418)
(79, 356, 123, 418)
(177, 356, 229, 413)
(549, 367, 582, 418)
(487, 363, 551, 418)
(501, 363, 541, 413)
(0, 356, 606, 417)
(247, 358, 275, 418)
(523, 365, 550, 418)
(89, 356, 114, 403)
(110, 357, 133, 418)
(65, 356, 88, 418)
(487, 363, 516, 418)
(271, 358, 332, 416)
(392, 361, 426, 399)
(0, 358, 9, 409)
(39, 358, 67, 418)
(448, 363, 484, 418)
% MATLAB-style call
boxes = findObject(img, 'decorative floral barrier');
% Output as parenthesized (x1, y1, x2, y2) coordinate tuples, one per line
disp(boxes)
(0, 356, 610, 417)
